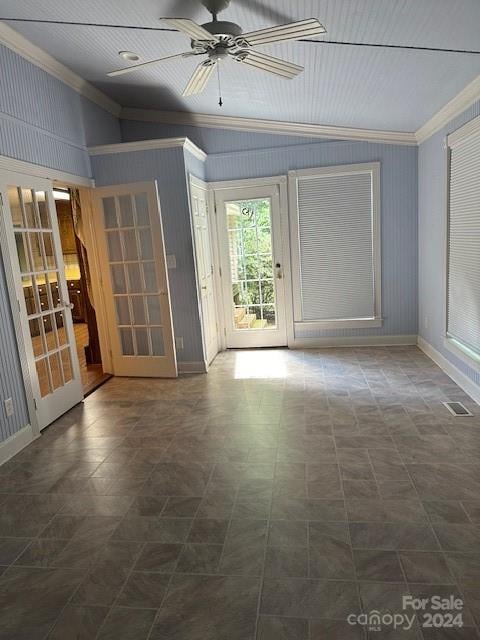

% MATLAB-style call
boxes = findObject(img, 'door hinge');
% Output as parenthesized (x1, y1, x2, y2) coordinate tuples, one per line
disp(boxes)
(219, 267, 222, 277)
(0, 192, 3, 206)
(224, 327, 227, 337)
(33, 398, 37, 410)
(17, 300, 21, 313)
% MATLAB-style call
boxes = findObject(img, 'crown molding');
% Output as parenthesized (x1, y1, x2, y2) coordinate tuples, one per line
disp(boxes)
(447, 112, 480, 148)
(121, 107, 418, 146)
(0, 21, 121, 117)
(88, 137, 207, 161)
(415, 73, 480, 145)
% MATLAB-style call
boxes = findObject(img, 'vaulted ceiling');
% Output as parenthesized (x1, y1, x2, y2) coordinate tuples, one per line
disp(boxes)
(2, 0, 480, 132)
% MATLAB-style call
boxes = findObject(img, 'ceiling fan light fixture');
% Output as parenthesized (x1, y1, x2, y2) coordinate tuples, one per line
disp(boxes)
(119, 50, 140, 61)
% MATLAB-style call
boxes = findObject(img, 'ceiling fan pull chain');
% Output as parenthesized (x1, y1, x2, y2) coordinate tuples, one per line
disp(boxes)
(217, 63, 223, 107)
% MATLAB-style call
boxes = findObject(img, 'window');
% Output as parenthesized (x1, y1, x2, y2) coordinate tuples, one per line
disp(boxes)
(446, 116, 480, 364)
(288, 162, 381, 329)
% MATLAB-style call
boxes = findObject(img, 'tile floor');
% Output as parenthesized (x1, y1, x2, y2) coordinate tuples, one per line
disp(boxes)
(1, 347, 480, 639)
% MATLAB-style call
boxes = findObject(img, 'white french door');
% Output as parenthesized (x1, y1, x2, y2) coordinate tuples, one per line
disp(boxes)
(189, 177, 218, 365)
(92, 182, 177, 378)
(0, 173, 83, 430)
(215, 183, 288, 348)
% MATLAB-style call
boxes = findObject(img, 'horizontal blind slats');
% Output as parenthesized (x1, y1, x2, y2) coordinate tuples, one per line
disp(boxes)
(297, 172, 375, 321)
(447, 135, 480, 353)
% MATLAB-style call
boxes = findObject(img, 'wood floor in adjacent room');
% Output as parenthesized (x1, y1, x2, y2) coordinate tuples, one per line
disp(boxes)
(0, 347, 479, 639)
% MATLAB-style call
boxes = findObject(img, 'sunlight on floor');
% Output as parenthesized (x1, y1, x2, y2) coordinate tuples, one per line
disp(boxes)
(233, 349, 288, 379)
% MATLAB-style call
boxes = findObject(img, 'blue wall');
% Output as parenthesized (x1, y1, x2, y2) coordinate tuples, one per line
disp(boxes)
(123, 121, 418, 340)
(121, 119, 327, 155)
(0, 44, 121, 177)
(0, 43, 121, 442)
(207, 135, 418, 340)
(418, 99, 480, 388)
(0, 259, 29, 440)
(90, 147, 204, 364)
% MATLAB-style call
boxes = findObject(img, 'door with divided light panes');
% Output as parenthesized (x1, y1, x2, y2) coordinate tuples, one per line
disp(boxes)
(92, 182, 177, 377)
(0, 173, 83, 430)
(215, 183, 288, 348)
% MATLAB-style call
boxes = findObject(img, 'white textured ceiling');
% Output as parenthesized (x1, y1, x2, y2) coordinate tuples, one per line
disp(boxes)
(2, 0, 480, 131)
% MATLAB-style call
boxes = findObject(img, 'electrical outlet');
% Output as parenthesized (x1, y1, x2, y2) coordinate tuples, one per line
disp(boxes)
(166, 254, 177, 269)
(175, 336, 184, 350)
(4, 397, 14, 417)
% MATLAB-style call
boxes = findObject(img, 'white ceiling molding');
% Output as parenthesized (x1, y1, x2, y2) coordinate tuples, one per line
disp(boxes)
(0, 21, 121, 117)
(121, 107, 418, 146)
(447, 112, 480, 148)
(415, 73, 480, 145)
(0, 153, 93, 186)
(88, 137, 207, 162)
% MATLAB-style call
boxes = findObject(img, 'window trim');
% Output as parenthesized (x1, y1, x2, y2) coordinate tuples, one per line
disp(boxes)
(288, 162, 382, 330)
(445, 114, 480, 367)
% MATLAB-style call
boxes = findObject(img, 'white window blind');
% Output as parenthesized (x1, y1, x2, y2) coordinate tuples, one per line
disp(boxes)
(447, 126, 480, 356)
(292, 164, 380, 324)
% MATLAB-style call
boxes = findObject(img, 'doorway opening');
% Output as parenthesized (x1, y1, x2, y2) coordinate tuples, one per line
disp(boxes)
(54, 188, 111, 395)
(214, 180, 289, 349)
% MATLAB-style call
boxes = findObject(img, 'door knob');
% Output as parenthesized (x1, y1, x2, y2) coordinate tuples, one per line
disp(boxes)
(60, 301, 74, 310)
(275, 263, 283, 279)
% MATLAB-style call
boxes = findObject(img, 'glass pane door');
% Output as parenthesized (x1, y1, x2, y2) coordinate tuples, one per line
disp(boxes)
(216, 183, 287, 349)
(93, 182, 177, 378)
(1, 179, 83, 430)
(226, 198, 277, 331)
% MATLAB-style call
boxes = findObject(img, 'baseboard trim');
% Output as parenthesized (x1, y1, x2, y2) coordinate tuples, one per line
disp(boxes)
(291, 334, 417, 349)
(178, 361, 207, 374)
(0, 424, 37, 467)
(417, 336, 480, 405)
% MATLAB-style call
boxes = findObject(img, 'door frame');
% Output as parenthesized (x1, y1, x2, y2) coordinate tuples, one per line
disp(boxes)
(0, 160, 94, 436)
(187, 174, 220, 369)
(209, 175, 294, 350)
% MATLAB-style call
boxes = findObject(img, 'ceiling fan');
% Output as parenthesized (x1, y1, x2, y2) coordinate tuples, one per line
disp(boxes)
(106, 0, 326, 98)
(2, 0, 479, 106)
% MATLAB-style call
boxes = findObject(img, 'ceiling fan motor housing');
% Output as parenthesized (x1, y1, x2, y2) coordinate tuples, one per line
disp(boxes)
(201, 20, 243, 38)
(200, 0, 232, 16)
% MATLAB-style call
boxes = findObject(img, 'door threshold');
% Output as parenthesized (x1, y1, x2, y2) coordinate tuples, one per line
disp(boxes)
(83, 373, 112, 398)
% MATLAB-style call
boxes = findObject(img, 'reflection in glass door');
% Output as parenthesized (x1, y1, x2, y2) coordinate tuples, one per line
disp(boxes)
(216, 183, 287, 348)
(0, 177, 83, 430)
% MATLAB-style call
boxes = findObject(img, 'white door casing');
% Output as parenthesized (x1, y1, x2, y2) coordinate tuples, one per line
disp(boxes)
(214, 181, 288, 349)
(189, 176, 218, 366)
(0, 172, 83, 430)
(92, 181, 177, 377)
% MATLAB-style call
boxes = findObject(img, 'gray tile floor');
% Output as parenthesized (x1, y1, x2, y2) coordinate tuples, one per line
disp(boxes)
(1, 347, 480, 639)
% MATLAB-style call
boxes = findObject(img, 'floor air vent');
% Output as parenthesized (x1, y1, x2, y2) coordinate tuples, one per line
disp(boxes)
(442, 401, 473, 417)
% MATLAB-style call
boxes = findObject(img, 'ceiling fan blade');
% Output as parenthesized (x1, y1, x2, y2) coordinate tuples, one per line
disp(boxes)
(238, 18, 326, 47)
(237, 50, 303, 79)
(161, 18, 219, 42)
(107, 52, 195, 77)
(235, 0, 292, 24)
(183, 60, 216, 96)
(164, 0, 202, 19)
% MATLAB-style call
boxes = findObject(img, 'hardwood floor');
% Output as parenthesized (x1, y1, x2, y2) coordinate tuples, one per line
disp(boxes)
(74, 323, 110, 395)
